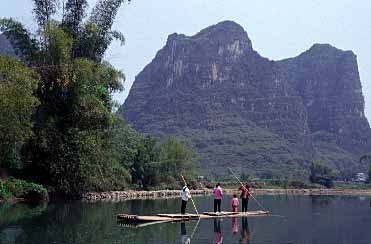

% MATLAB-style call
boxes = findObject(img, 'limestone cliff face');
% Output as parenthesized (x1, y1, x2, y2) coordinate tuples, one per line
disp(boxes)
(278, 45, 371, 156)
(123, 21, 371, 176)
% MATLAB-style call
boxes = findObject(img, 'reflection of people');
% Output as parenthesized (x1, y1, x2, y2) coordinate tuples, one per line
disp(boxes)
(214, 219, 223, 243)
(181, 222, 191, 244)
(180, 184, 191, 214)
(232, 194, 239, 212)
(240, 217, 251, 244)
(239, 184, 250, 213)
(213, 183, 223, 213)
(232, 217, 239, 234)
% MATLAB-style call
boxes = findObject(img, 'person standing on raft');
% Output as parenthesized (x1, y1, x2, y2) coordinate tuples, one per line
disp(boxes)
(232, 194, 239, 212)
(180, 184, 191, 214)
(213, 183, 223, 213)
(239, 184, 250, 213)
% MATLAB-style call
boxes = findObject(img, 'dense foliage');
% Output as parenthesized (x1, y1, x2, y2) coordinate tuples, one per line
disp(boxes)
(309, 162, 335, 188)
(0, 178, 48, 200)
(131, 137, 196, 189)
(0, 0, 195, 197)
(0, 56, 39, 168)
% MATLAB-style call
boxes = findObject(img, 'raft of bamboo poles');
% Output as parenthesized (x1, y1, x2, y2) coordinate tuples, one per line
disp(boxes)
(117, 210, 269, 226)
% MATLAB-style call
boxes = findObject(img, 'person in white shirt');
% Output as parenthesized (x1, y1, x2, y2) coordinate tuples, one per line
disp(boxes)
(180, 184, 191, 214)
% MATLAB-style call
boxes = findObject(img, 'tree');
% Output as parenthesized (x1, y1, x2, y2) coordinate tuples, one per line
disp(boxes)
(240, 172, 250, 182)
(129, 137, 196, 189)
(158, 137, 195, 179)
(360, 154, 371, 165)
(131, 136, 158, 187)
(309, 162, 334, 188)
(338, 169, 354, 182)
(0, 56, 39, 168)
(360, 154, 371, 184)
(0, 0, 130, 195)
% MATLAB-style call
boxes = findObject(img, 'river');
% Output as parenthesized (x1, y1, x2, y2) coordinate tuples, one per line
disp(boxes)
(1, 195, 371, 243)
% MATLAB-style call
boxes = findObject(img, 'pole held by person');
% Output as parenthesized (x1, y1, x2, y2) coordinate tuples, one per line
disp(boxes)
(181, 175, 200, 217)
(228, 167, 268, 212)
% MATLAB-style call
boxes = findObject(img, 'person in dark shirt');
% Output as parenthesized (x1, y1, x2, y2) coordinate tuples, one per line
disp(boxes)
(239, 184, 250, 213)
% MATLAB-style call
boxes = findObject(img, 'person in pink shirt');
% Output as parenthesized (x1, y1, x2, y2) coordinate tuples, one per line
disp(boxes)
(231, 194, 239, 212)
(213, 183, 223, 213)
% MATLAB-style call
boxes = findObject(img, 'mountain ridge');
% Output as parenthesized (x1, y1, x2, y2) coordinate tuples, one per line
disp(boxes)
(122, 21, 371, 177)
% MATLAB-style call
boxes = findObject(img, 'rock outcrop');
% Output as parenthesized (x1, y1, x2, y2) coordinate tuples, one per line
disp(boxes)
(124, 21, 370, 176)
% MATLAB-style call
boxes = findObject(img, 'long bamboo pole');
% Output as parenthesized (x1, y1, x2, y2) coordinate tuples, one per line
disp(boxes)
(181, 175, 200, 216)
(227, 167, 268, 212)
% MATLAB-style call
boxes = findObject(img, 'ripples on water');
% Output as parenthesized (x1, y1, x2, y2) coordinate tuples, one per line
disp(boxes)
(1, 195, 371, 244)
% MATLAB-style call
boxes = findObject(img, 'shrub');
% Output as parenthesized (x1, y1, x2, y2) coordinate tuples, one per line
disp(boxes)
(0, 178, 48, 201)
(288, 180, 308, 189)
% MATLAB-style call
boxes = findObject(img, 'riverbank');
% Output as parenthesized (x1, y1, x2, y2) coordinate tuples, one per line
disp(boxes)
(82, 188, 371, 202)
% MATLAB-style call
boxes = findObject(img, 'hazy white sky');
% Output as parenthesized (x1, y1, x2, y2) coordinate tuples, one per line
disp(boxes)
(1, 0, 371, 119)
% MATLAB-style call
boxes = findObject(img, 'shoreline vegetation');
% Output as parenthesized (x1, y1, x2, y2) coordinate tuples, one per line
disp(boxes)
(83, 188, 371, 202)
(0, 178, 48, 203)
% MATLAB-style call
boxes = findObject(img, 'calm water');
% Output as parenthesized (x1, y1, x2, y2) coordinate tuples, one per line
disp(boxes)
(1, 195, 371, 244)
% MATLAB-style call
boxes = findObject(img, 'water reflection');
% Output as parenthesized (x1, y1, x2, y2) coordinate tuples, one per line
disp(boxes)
(181, 222, 191, 244)
(310, 195, 335, 207)
(1, 196, 371, 244)
(232, 217, 239, 234)
(213, 219, 223, 243)
(240, 217, 250, 244)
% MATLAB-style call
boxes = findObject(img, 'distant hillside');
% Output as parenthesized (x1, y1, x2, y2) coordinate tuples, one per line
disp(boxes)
(123, 21, 369, 177)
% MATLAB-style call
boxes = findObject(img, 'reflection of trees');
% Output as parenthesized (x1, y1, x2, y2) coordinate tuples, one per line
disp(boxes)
(0, 202, 181, 244)
(310, 195, 336, 207)
(0, 202, 47, 228)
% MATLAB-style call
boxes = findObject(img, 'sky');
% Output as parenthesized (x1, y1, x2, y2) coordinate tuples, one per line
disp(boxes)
(1, 0, 371, 119)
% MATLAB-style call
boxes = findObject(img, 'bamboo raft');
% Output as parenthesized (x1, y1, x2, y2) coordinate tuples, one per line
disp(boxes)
(117, 211, 269, 227)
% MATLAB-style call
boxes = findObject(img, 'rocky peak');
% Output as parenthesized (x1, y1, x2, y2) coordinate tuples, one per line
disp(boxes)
(122, 21, 371, 176)
(194, 21, 252, 48)
(306, 43, 355, 56)
(162, 21, 253, 65)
